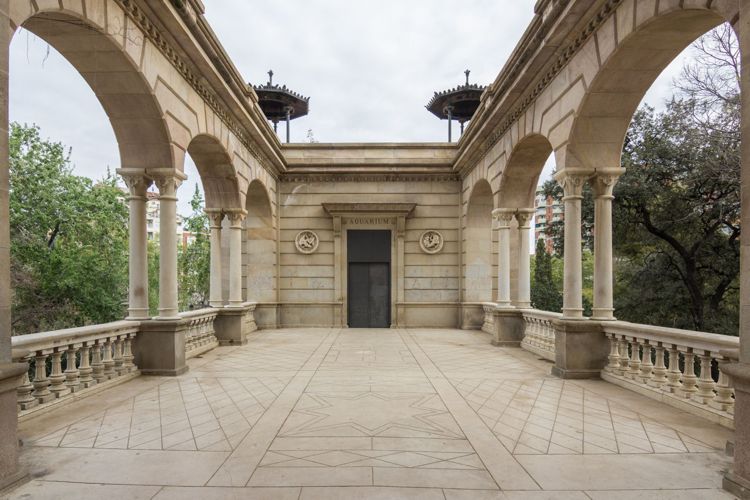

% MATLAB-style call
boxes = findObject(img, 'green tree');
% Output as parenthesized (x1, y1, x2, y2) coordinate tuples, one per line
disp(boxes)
(10, 123, 129, 334)
(177, 184, 210, 310)
(531, 238, 562, 312)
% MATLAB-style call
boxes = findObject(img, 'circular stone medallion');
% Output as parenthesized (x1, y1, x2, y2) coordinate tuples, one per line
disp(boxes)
(419, 230, 444, 254)
(295, 230, 319, 254)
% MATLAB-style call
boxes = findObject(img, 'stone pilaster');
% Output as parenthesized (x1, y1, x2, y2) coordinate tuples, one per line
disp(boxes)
(226, 211, 247, 308)
(554, 169, 589, 320)
(152, 171, 186, 320)
(119, 171, 153, 320)
(492, 209, 515, 308)
(591, 169, 624, 321)
(207, 210, 225, 308)
(515, 209, 535, 310)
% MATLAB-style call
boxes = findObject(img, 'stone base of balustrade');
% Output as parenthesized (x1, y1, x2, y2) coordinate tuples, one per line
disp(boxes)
(551, 319, 608, 379)
(215, 302, 257, 346)
(722, 362, 750, 498)
(186, 340, 219, 360)
(0, 363, 30, 492)
(136, 320, 189, 376)
(487, 307, 524, 347)
(601, 371, 735, 429)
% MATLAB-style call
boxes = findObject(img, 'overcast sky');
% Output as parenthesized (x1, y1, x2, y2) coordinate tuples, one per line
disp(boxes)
(9, 1, 690, 214)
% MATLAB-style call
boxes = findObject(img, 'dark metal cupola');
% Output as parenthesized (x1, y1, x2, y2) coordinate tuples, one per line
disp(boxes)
(253, 70, 310, 143)
(426, 70, 485, 142)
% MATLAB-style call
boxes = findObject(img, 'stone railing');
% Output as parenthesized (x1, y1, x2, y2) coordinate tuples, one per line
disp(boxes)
(180, 308, 220, 359)
(520, 309, 561, 361)
(481, 303, 496, 334)
(601, 321, 739, 428)
(11, 321, 141, 416)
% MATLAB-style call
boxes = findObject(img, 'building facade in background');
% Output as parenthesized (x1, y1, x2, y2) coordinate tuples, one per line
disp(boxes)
(534, 188, 563, 254)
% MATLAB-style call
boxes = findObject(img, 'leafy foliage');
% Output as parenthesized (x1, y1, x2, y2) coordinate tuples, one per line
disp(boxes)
(177, 184, 210, 310)
(531, 238, 562, 312)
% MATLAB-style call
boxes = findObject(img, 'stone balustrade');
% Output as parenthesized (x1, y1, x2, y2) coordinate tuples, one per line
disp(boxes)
(601, 321, 739, 428)
(520, 309, 561, 361)
(11, 321, 141, 416)
(180, 308, 220, 358)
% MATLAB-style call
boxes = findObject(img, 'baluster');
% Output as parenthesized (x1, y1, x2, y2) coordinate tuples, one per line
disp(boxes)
(639, 340, 654, 384)
(665, 345, 682, 392)
(712, 361, 735, 412)
(49, 348, 70, 398)
(617, 336, 629, 375)
(32, 351, 53, 403)
(64, 345, 81, 392)
(606, 333, 620, 373)
(78, 342, 95, 388)
(122, 334, 135, 373)
(650, 343, 667, 387)
(695, 352, 716, 404)
(113, 336, 124, 376)
(628, 337, 641, 380)
(17, 353, 37, 411)
(91, 341, 106, 383)
(681, 349, 698, 398)
(102, 337, 115, 379)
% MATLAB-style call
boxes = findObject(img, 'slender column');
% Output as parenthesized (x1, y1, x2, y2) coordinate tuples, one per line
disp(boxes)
(591, 170, 623, 320)
(446, 105, 454, 142)
(553, 170, 588, 319)
(227, 211, 246, 307)
(207, 211, 225, 307)
(492, 209, 514, 307)
(396, 216, 406, 326)
(515, 209, 535, 309)
(333, 216, 343, 326)
(119, 173, 153, 319)
(285, 106, 293, 143)
(153, 173, 185, 319)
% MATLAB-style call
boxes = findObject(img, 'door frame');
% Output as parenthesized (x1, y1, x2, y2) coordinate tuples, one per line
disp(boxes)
(346, 260, 391, 328)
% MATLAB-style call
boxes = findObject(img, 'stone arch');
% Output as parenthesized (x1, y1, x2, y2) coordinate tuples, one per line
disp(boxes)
(11, 2, 174, 171)
(497, 134, 553, 209)
(564, 5, 730, 172)
(243, 179, 276, 314)
(464, 179, 494, 303)
(186, 134, 242, 210)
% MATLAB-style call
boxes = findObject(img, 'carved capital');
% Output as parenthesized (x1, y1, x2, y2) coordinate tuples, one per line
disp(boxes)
(554, 169, 590, 199)
(591, 168, 625, 198)
(205, 210, 225, 229)
(152, 174, 184, 199)
(226, 210, 247, 228)
(491, 208, 515, 229)
(514, 208, 535, 228)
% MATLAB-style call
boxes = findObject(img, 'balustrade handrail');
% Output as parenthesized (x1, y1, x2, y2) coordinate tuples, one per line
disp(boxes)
(521, 309, 564, 321)
(11, 320, 140, 354)
(602, 320, 739, 357)
(178, 307, 220, 321)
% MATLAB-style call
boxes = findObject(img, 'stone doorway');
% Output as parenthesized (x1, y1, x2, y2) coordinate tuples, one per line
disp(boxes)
(347, 230, 391, 327)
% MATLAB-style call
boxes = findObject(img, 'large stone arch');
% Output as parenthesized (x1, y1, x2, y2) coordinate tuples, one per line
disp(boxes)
(562, 2, 735, 172)
(10, 1, 174, 171)
(496, 134, 553, 210)
(186, 134, 242, 210)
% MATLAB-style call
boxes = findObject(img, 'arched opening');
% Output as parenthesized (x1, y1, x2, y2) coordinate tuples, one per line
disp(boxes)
(186, 135, 241, 211)
(243, 180, 276, 327)
(464, 179, 494, 303)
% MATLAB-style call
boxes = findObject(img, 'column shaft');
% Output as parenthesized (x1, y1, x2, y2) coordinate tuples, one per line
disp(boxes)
(227, 211, 246, 307)
(515, 209, 535, 309)
(592, 171, 622, 320)
(493, 209, 514, 307)
(121, 175, 151, 319)
(154, 174, 183, 319)
(208, 211, 224, 307)
(554, 171, 587, 319)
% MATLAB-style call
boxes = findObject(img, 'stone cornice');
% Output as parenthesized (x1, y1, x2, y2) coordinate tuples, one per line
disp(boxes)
(322, 203, 417, 218)
(118, 0, 284, 178)
(455, 0, 619, 176)
(281, 173, 460, 183)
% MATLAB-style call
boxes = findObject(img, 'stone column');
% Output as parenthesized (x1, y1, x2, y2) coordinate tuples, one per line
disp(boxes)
(395, 216, 406, 327)
(332, 216, 343, 326)
(207, 210, 224, 307)
(153, 172, 185, 320)
(492, 209, 515, 307)
(554, 169, 588, 319)
(120, 172, 152, 319)
(227, 211, 246, 307)
(591, 169, 623, 321)
(515, 209, 535, 310)
(723, 4, 750, 497)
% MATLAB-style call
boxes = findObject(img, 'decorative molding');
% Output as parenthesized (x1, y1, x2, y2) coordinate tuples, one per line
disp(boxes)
(419, 231, 444, 254)
(322, 203, 417, 218)
(295, 231, 319, 254)
(114, 0, 278, 176)
(282, 173, 460, 183)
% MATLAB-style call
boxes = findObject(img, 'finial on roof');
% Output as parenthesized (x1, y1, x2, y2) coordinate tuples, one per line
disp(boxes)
(465, 69, 470, 85)
(268, 69, 274, 86)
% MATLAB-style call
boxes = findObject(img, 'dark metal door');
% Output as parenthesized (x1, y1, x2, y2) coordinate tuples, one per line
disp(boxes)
(347, 230, 391, 328)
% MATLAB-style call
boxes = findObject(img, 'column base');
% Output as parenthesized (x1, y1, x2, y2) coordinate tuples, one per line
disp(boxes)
(0, 363, 29, 492)
(215, 303, 257, 346)
(721, 362, 750, 498)
(591, 307, 615, 321)
(126, 308, 150, 321)
(551, 318, 607, 379)
(135, 320, 188, 376)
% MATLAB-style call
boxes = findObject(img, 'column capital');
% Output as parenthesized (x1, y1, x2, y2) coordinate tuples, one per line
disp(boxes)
(553, 168, 590, 199)
(492, 208, 515, 228)
(514, 208, 535, 228)
(225, 210, 247, 228)
(591, 168, 626, 198)
(150, 170, 187, 198)
(117, 169, 153, 198)
(205, 210, 225, 229)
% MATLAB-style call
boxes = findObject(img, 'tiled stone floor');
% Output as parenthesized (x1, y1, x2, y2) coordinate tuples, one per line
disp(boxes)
(6, 328, 737, 499)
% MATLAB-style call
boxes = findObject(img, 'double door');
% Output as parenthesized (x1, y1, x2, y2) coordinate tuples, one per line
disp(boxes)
(347, 230, 391, 328)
